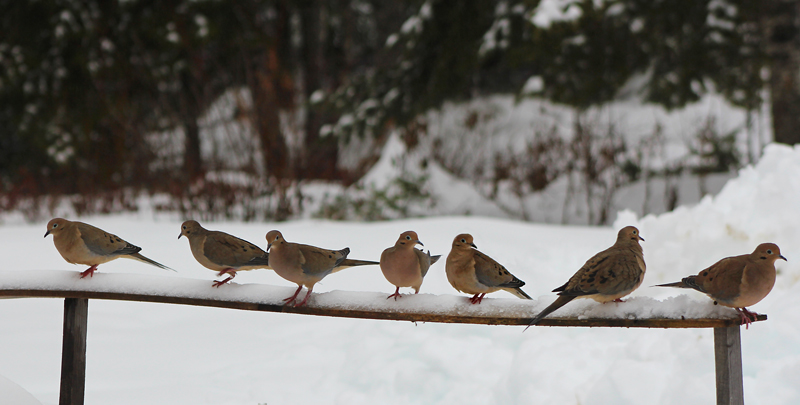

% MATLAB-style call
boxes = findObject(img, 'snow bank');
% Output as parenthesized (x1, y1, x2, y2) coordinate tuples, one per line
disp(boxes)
(0, 374, 41, 405)
(617, 143, 800, 288)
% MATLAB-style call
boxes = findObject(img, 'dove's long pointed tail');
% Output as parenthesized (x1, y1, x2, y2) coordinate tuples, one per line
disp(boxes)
(341, 258, 379, 267)
(131, 253, 177, 272)
(507, 287, 532, 300)
(247, 254, 271, 268)
(525, 295, 577, 330)
(653, 281, 689, 288)
(331, 258, 379, 273)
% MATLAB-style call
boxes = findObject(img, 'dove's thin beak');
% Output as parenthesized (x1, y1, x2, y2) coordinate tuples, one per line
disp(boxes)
(780, 255, 787, 261)
(267, 242, 273, 252)
(470, 242, 477, 249)
(178, 233, 183, 239)
(44, 230, 50, 238)
(415, 240, 423, 246)
(639, 235, 645, 241)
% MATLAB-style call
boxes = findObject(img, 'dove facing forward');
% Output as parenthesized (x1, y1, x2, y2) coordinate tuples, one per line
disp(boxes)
(266, 230, 378, 307)
(445, 233, 532, 304)
(527, 226, 645, 327)
(655, 243, 785, 329)
(45, 218, 175, 278)
(178, 220, 271, 287)
(380, 231, 441, 300)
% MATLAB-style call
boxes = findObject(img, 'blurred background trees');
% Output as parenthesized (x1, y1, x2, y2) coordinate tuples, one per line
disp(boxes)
(1, 0, 797, 221)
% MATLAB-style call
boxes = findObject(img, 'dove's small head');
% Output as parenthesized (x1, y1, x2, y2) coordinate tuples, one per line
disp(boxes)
(178, 220, 203, 239)
(752, 243, 787, 263)
(452, 233, 477, 250)
(617, 226, 644, 244)
(44, 218, 70, 238)
(265, 230, 284, 251)
(396, 231, 422, 248)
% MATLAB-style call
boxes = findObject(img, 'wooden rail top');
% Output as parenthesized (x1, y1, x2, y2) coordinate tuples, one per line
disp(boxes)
(0, 270, 765, 328)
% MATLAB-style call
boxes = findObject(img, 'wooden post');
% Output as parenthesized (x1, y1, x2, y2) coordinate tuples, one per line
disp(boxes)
(714, 326, 744, 405)
(59, 298, 88, 405)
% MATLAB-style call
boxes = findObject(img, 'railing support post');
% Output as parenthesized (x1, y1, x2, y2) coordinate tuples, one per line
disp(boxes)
(59, 298, 88, 405)
(714, 326, 744, 405)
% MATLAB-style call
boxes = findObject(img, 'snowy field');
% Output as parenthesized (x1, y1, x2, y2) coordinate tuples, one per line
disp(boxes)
(1, 144, 800, 404)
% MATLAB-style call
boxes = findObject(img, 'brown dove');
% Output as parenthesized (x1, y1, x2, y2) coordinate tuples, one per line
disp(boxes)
(655, 243, 785, 328)
(178, 220, 271, 287)
(45, 218, 174, 278)
(266, 230, 378, 307)
(445, 233, 532, 304)
(527, 226, 645, 327)
(380, 231, 441, 300)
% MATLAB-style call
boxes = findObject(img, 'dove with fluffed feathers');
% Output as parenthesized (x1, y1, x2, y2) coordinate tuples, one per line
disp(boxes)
(178, 220, 271, 287)
(445, 233, 532, 304)
(45, 218, 175, 278)
(527, 226, 645, 328)
(380, 231, 441, 300)
(266, 230, 379, 307)
(655, 242, 785, 329)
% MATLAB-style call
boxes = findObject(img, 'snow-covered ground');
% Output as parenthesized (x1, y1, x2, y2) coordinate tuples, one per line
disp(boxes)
(1, 143, 799, 404)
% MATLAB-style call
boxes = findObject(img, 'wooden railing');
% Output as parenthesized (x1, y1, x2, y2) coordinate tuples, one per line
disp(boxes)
(0, 271, 762, 405)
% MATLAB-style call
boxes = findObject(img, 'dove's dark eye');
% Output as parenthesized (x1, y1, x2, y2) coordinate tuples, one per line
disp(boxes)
(406, 235, 411, 240)
(460, 238, 466, 243)
(767, 249, 773, 255)
(53, 224, 58, 228)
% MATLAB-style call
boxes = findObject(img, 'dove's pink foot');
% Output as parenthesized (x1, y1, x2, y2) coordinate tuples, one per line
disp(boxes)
(79, 265, 99, 279)
(283, 285, 304, 306)
(469, 293, 486, 304)
(387, 287, 402, 300)
(293, 289, 313, 307)
(736, 307, 757, 329)
(212, 268, 236, 287)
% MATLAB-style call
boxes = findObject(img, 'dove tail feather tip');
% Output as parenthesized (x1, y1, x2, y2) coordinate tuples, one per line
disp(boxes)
(653, 281, 688, 288)
(526, 295, 578, 328)
(511, 287, 532, 300)
(132, 253, 176, 272)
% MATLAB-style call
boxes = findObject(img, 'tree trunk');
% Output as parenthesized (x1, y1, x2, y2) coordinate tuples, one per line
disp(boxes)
(245, 2, 292, 182)
(252, 50, 290, 181)
(763, 0, 800, 145)
(183, 118, 203, 183)
(299, 0, 340, 180)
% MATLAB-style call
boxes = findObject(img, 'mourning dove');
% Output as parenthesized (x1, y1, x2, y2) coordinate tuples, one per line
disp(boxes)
(380, 231, 441, 300)
(44, 218, 174, 278)
(445, 233, 532, 304)
(178, 220, 271, 287)
(266, 230, 378, 307)
(527, 226, 645, 327)
(655, 243, 785, 328)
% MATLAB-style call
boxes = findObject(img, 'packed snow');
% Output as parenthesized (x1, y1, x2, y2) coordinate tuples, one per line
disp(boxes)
(1, 143, 799, 404)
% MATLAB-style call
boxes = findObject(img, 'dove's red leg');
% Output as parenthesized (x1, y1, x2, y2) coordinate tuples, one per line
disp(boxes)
(294, 289, 313, 307)
(79, 265, 99, 279)
(387, 287, 402, 300)
(736, 307, 757, 329)
(283, 285, 304, 305)
(469, 293, 486, 304)
(212, 268, 236, 287)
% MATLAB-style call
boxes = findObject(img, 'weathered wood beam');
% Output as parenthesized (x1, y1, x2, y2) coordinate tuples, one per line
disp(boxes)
(714, 326, 744, 405)
(59, 298, 88, 405)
